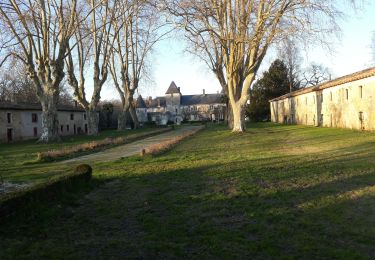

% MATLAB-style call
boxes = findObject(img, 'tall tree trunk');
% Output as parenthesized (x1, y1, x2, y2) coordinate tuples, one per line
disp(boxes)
(118, 97, 131, 131)
(232, 103, 246, 132)
(87, 108, 99, 135)
(39, 95, 60, 142)
(226, 100, 234, 129)
(129, 104, 140, 129)
(117, 109, 128, 131)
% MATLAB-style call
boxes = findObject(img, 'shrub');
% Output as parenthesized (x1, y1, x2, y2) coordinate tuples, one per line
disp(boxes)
(0, 164, 94, 218)
(142, 125, 205, 156)
(74, 164, 92, 182)
(37, 128, 171, 162)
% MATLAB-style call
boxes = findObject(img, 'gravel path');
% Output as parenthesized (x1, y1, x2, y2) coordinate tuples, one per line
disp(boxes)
(61, 125, 203, 164)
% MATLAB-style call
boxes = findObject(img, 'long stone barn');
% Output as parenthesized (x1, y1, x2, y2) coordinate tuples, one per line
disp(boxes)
(0, 102, 88, 143)
(269, 67, 375, 131)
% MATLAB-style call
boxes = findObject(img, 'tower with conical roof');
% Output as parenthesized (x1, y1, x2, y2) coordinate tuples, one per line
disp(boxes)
(165, 81, 182, 124)
(135, 95, 148, 123)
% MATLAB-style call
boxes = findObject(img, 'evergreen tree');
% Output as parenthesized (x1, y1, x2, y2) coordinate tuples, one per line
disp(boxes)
(247, 59, 295, 121)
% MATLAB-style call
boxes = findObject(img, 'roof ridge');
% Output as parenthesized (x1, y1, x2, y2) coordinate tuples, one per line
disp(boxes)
(270, 66, 375, 102)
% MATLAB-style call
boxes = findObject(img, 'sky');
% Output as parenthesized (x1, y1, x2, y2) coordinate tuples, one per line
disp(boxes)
(100, 2, 375, 101)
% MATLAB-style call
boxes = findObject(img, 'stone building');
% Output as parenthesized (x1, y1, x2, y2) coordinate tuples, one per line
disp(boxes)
(135, 95, 148, 123)
(140, 81, 226, 125)
(0, 102, 88, 142)
(269, 67, 375, 131)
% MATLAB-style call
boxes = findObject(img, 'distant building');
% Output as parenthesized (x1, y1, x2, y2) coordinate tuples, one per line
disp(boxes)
(269, 67, 375, 131)
(135, 96, 148, 123)
(0, 102, 87, 142)
(137, 81, 226, 125)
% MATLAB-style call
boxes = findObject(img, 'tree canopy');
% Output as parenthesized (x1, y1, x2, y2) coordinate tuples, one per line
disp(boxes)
(247, 59, 295, 122)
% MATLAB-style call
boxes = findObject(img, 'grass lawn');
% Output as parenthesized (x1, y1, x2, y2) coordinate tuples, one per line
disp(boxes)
(1, 123, 374, 258)
(0, 126, 163, 184)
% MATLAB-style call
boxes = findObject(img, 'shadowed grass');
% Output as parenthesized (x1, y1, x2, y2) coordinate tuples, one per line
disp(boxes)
(0, 122, 374, 258)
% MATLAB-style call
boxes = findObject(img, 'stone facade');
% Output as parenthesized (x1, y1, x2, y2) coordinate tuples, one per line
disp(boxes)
(270, 67, 375, 131)
(137, 81, 226, 125)
(0, 102, 88, 142)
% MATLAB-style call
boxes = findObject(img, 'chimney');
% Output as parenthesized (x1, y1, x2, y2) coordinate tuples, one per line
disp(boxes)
(177, 87, 180, 92)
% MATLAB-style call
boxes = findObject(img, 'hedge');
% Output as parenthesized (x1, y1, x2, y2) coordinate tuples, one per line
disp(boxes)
(0, 164, 92, 218)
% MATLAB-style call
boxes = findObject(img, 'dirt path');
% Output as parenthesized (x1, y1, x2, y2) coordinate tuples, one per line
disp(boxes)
(62, 125, 203, 164)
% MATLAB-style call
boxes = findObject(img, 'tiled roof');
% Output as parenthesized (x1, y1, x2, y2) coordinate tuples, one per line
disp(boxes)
(270, 66, 375, 102)
(146, 93, 225, 108)
(165, 81, 181, 94)
(0, 102, 85, 112)
(147, 97, 166, 108)
(181, 94, 224, 105)
(135, 95, 147, 108)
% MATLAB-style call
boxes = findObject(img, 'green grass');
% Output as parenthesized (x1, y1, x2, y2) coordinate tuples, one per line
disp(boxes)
(1, 123, 375, 258)
(0, 127, 161, 184)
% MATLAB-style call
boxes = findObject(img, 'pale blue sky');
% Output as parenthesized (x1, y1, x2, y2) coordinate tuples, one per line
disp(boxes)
(100, 2, 375, 100)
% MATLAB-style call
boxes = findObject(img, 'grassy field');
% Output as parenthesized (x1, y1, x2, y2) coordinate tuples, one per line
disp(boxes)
(1, 123, 374, 258)
(0, 127, 162, 184)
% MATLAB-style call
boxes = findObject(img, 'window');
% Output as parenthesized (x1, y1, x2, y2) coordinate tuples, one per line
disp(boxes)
(33, 127, 38, 137)
(83, 113, 87, 120)
(346, 89, 349, 100)
(330, 91, 332, 101)
(66, 125, 70, 132)
(7, 113, 11, 123)
(359, 111, 364, 121)
(305, 97, 307, 105)
(313, 96, 315, 104)
(359, 86, 363, 99)
(32, 113, 38, 123)
(61, 125, 63, 132)
(321, 94, 323, 103)
(175, 108, 178, 113)
(70, 114, 74, 120)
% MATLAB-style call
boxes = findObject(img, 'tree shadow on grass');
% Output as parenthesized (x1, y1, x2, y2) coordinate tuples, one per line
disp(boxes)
(1, 156, 374, 259)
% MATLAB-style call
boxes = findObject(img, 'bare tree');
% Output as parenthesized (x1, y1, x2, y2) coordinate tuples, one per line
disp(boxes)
(181, 16, 234, 128)
(66, 0, 118, 135)
(165, 0, 356, 132)
(0, 60, 73, 104)
(301, 63, 331, 87)
(277, 38, 302, 92)
(110, 0, 170, 130)
(0, 0, 83, 142)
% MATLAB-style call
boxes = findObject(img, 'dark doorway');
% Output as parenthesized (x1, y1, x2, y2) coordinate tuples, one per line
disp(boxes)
(84, 124, 88, 134)
(7, 128, 13, 142)
(74, 124, 76, 134)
